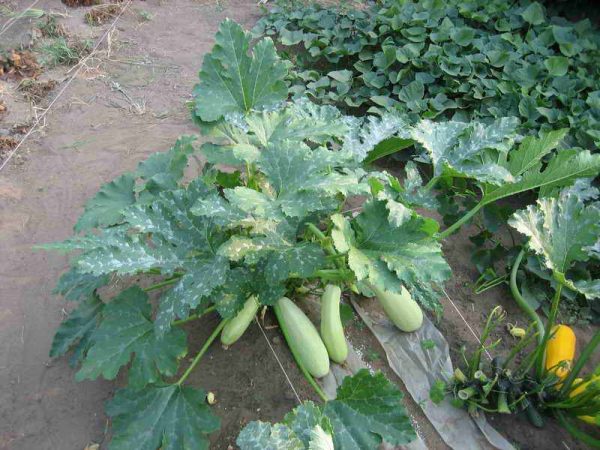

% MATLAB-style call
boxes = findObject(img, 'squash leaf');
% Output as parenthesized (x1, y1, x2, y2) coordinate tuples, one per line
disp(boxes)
(331, 199, 450, 311)
(192, 19, 288, 123)
(237, 370, 416, 450)
(106, 384, 220, 450)
(76, 287, 187, 388)
(509, 180, 600, 299)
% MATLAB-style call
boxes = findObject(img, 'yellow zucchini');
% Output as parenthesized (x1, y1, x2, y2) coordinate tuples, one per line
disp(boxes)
(570, 377, 600, 425)
(545, 325, 576, 380)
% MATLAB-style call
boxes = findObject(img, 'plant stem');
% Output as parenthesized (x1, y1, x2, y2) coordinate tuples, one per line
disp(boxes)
(273, 304, 328, 402)
(172, 305, 216, 327)
(559, 329, 600, 397)
(423, 176, 439, 192)
(438, 200, 484, 240)
(176, 319, 228, 386)
(536, 283, 563, 379)
(307, 222, 327, 241)
(510, 248, 544, 345)
(555, 411, 600, 447)
(144, 276, 182, 292)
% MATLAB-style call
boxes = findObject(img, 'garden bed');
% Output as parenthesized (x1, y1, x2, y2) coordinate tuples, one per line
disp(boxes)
(0, 1, 598, 449)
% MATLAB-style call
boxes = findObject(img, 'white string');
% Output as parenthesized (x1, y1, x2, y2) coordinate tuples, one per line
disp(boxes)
(0, 0, 41, 37)
(442, 287, 492, 361)
(255, 317, 302, 404)
(0, 0, 133, 173)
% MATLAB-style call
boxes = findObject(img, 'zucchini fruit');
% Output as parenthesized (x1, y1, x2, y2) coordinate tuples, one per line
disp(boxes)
(369, 284, 423, 332)
(570, 377, 600, 425)
(545, 325, 576, 380)
(221, 296, 259, 346)
(320, 284, 348, 364)
(274, 297, 330, 378)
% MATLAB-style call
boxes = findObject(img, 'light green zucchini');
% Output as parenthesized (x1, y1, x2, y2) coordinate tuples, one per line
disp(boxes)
(274, 297, 330, 378)
(320, 284, 348, 364)
(370, 284, 423, 332)
(220, 296, 259, 346)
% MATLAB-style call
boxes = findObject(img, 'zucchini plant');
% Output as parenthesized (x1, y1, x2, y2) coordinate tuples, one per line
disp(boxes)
(433, 181, 600, 444)
(43, 20, 448, 449)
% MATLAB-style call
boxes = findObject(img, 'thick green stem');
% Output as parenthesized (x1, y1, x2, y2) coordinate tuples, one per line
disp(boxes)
(176, 319, 228, 386)
(172, 305, 216, 327)
(423, 176, 439, 193)
(536, 283, 563, 379)
(470, 306, 503, 377)
(559, 329, 600, 397)
(144, 276, 182, 292)
(438, 201, 484, 240)
(273, 304, 328, 402)
(510, 249, 544, 345)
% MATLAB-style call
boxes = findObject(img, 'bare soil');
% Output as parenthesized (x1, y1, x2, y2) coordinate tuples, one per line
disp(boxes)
(0, 1, 596, 450)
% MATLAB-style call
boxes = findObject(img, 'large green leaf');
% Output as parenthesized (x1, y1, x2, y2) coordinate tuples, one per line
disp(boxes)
(323, 369, 415, 448)
(237, 370, 415, 450)
(76, 287, 187, 387)
(411, 117, 519, 185)
(74, 173, 136, 232)
(193, 19, 288, 123)
(332, 200, 450, 310)
(509, 180, 600, 299)
(483, 148, 600, 204)
(106, 384, 220, 450)
(50, 293, 104, 367)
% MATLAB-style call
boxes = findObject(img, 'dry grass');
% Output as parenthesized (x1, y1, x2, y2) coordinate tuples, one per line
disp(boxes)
(85, 4, 124, 26)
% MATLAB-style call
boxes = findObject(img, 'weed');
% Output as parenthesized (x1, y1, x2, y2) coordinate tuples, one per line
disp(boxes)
(38, 37, 92, 67)
(37, 16, 67, 38)
(137, 10, 153, 22)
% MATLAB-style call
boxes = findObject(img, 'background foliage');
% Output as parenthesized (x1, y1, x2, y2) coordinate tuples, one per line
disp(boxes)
(254, 0, 600, 150)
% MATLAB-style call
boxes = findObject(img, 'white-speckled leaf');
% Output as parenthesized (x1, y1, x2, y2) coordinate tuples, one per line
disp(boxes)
(342, 113, 409, 163)
(155, 257, 229, 335)
(237, 422, 304, 450)
(509, 180, 600, 298)
(411, 118, 519, 185)
(333, 200, 450, 311)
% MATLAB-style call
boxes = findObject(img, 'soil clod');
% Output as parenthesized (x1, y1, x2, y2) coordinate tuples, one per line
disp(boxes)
(0, 50, 41, 80)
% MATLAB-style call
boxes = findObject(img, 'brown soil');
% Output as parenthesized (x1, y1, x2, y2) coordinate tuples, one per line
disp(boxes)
(0, 1, 597, 450)
(18, 79, 58, 102)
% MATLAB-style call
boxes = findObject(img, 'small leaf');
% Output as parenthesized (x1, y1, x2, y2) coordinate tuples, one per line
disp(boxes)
(521, 2, 545, 25)
(429, 380, 446, 405)
(544, 56, 569, 77)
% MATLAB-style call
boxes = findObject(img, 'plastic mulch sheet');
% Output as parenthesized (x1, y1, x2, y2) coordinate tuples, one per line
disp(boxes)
(349, 300, 516, 450)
